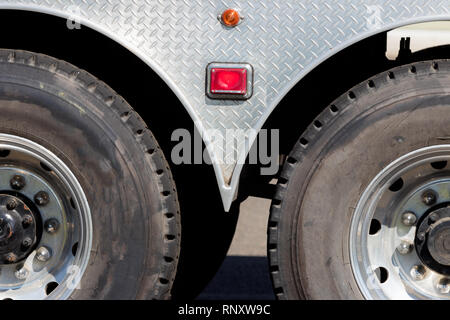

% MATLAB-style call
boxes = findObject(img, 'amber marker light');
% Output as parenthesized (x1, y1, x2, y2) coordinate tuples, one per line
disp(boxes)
(220, 9, 241, 27)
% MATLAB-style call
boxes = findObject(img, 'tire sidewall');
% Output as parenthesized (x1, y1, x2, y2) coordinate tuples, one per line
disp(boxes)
(275, 61, 450, 299)
(0, 55, 177, 299)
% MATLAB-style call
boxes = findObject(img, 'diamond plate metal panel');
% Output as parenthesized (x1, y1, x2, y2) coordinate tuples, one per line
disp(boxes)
(1, 0, 449, 209)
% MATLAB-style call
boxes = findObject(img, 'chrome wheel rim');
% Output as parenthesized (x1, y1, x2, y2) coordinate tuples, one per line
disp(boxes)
(350, 145, 450, 300)
(0, 134, 92, 300)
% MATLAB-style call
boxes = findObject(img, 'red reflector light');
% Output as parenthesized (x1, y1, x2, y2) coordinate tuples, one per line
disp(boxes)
(210, 68, 247, 94)
(206, 63, 253, 100)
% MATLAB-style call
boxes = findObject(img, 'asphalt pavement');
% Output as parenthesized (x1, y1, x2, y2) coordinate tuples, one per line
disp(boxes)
(197, 196, 275, 300)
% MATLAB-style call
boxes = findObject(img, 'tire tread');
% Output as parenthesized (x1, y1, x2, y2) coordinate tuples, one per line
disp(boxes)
(0, 49, 180, 300)
(268, 60, 448, 299)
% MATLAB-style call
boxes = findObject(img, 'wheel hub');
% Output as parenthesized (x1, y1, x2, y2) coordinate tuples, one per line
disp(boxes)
(350, 145, 450, 299)
(416, 207, 450, 274)
(0, 134, 93, 299)
(0, 194, 37, 264)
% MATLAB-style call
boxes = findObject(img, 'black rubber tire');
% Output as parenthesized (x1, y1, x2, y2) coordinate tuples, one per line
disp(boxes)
(269, 60, 450, 299)
(0, 49, 180, 299)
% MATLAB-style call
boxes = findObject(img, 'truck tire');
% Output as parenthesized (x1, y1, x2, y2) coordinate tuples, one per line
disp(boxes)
(269, 60, 450, 300)
(0, 49, 180, 299)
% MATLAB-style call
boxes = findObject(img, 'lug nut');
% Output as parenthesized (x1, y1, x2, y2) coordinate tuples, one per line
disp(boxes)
(34, 191, 49, 206)
(6, 199, 16, 210)
(437, 278, 450, 294)
(5, 253, 17, 263)
(21, 237, 33, 249)
(44, 218, 59, 234)
(411, 265, 427, 281)
(10, 175, 25, 190)
(21, 214, 33, 228)
(417, 232, 426, 242)
(36, 246, 51, 262)
(14, 268, 29, 280)
(422, 190, 437, 206)
(402, 212, 417, 226)
(397, 241, 413, 255)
